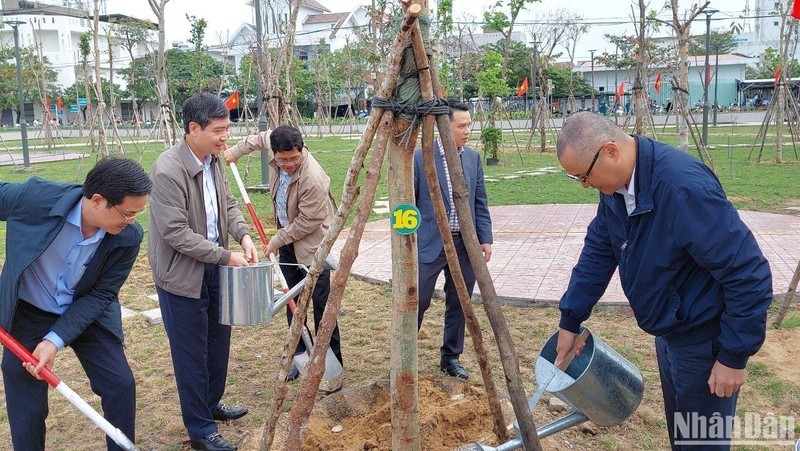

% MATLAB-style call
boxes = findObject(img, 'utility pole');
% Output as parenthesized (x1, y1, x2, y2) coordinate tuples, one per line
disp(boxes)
(5, 20, 32, 171)
(614, 45, 619, 124)
(589, 49, 596, 112)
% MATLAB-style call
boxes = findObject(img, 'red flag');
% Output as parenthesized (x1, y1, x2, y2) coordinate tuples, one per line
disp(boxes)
(45, 95, 50, 110)
(774, 68, 782, 85)
(793, 0, 800, 19)
(654, 72, 662, 94)
(516, 77, 529, 96)
(705, 63, 712, 88)
(615, 82, 625, 104)
(224, 90, 239, 111)
(57, 96, 64, 110)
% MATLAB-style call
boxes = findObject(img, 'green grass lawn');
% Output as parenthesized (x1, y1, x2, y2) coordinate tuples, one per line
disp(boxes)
(0, 124, 797, 261)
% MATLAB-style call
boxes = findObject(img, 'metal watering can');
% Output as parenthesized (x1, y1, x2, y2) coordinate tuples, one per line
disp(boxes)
(218, 260, 304, 326)
(472, 327, 644, 450)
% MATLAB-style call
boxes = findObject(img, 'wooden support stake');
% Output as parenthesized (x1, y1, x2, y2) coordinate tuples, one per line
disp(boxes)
(428, 53, 544, 451)
(773, 259, 800, 328)
(260, 7, 423, 450)
(409, 23, 508, 445)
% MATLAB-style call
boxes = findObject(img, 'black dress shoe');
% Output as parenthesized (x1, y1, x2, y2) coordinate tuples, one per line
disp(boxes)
(440, 358, 469, 380)
(190, 432, 237, 450)
(211, 403, 248, 421)
(287, 364, 300, 381)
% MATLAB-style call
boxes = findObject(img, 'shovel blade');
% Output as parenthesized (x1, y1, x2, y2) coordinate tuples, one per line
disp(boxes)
(291, 347, 343, 382)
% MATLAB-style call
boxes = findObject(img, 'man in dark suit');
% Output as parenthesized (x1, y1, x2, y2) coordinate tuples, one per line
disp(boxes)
(0, 158, 151, 451)
(414, 101, 493, 380)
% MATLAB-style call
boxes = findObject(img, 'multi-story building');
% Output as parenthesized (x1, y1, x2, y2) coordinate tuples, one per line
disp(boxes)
(0, 0, 157, 125)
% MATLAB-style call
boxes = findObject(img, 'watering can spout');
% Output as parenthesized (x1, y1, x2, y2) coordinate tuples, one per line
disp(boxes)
(469, 410, 590, 451)
(535, 410, 589, 440)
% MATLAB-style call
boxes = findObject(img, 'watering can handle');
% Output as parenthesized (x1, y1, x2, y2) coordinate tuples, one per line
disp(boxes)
(557, 328, 591, 371)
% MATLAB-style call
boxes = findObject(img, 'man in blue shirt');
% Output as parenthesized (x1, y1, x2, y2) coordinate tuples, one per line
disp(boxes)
(554, 112, 772, 450)
(0, 158, 151, 451)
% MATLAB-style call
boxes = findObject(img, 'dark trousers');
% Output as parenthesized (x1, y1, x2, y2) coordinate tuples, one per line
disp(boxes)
(656, 335, 739, 450)
(1, 301, 135, 451)
(279, 243, 342, 365)
(157, 264, 231, 440)
(417, 236, 476, 361)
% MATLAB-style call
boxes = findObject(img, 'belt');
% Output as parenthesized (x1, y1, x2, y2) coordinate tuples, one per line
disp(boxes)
(450, 231, 461, 238)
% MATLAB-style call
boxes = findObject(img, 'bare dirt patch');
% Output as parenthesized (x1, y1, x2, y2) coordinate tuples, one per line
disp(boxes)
(752, 326, 800, 383)
(0, 256, 797, 450)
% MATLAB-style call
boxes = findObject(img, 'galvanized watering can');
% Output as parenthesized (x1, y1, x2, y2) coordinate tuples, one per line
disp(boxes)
(472, 327, 644, 450)
(218, 261, 304, 326)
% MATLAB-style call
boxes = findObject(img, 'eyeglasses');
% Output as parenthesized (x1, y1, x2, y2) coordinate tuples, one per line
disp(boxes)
(566, 143, 607, 184)
(274, 155, 303, 167)
(113, 204, 147, 222)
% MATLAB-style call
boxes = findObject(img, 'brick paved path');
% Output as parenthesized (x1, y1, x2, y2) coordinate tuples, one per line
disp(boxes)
(332, 204, 800, 306)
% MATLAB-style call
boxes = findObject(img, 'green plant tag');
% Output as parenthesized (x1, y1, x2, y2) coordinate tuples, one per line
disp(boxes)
(391, 203, 421, 235)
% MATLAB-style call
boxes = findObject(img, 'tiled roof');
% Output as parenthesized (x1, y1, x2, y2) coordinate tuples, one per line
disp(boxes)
(304, 12, 348, 25)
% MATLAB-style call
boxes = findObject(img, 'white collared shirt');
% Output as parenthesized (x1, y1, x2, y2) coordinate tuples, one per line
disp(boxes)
(616, 167, 637, 216)
(188, 149, 219, 243)
(437, 138, 464, 232)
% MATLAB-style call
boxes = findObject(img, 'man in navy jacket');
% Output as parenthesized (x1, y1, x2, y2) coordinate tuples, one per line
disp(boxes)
(414, 101, 493, 380)
(555, 112, 772, 450)
(0, 158, 151, 451)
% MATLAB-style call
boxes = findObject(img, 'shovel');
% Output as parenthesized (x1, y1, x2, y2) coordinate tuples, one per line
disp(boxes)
(0, 327, 138, 451)
(228, 162, 342, 381)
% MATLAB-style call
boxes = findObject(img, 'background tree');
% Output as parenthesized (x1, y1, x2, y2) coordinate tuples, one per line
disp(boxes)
(114, 18, 152, 135)
(329, 39, 371, 130)
(164, 48, 224, 110)
(688, 29, 737, 56)
(651, 0, 710, 152)
(484, 40, 531, 93)
(547, 65, 592, 97)
(121, 52, 159, 123)
(91, 0, 109, 155)
(148, 0, 179, 146)
(483, 0, 540, 81)
(560, 12, 589, 114)
(746, 46, 800, 79)
(527, 8, 572, 151)
(76, 31, 99, 148)
(476, 49, 508, 162)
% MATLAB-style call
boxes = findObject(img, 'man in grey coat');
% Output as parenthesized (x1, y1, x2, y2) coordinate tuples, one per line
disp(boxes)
(148, 93, 258, 451)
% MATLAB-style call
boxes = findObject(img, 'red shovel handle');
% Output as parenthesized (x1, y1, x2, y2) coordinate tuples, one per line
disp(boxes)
(0, 327, 61, 387)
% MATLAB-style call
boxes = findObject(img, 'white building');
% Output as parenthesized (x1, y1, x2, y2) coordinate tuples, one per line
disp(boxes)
(0, 0, 157, 124)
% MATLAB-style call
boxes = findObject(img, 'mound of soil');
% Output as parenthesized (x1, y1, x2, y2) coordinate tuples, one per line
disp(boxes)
(302, 376, 509, 450)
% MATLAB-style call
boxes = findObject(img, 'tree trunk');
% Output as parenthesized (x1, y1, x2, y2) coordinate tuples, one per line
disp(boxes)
(127, 48, 142, 137)
(385, 5, 426, 447)
(82, 59, 97, 154)
(33, 32, 54, 150)
(633, 0, 649, 135)
(411, 26, 509, 445)
(263, 9, 421, 450)
(675, 29, 691, 151)
(668, 0, 710, 151)
(149, 0, 177, 147)
(92, 0, 108, 156)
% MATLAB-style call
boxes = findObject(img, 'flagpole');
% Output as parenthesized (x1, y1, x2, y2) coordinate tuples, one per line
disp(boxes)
(614, 45, 618, 124)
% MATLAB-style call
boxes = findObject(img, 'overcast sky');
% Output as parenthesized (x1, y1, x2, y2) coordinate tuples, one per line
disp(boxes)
(104, 0, 752, 59)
